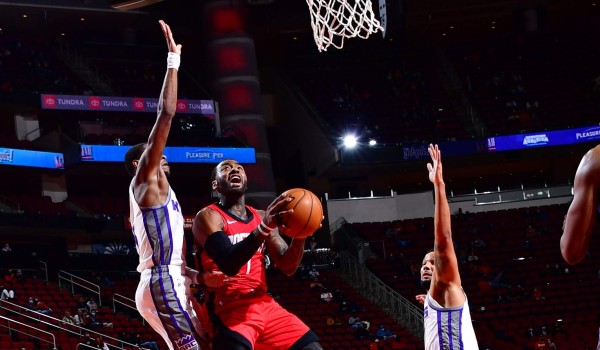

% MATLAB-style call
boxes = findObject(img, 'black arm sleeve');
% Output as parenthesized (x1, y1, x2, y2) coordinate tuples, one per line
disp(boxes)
(203, 230, 262, 276)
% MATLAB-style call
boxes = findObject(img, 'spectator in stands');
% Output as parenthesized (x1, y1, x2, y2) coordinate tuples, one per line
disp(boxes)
(418, 144, 479, 349)
(35, 297, 52, 315)
(88, 310, 113, 330)
(130, 332, 160, 350)
(354, 321, 371, 341)
(309, 266, 320, 280)
(375, 324, 396, 341)
(320, 291, 333, 303)
(349, 313, 370, 332)
(561, 144, 600, 265)
(1, 243, 11, 253)
(75, 296, 88, 313)
(95, 335, 110, 350)
(73, 309, 87, 327)
(61, 310, 76, 326)
(25, 297, 39, 311)
(126, 20, 206, 350)
(4, 269, 15, 284)
(0, 285, 14, 300)
(86, 296, 98, 313)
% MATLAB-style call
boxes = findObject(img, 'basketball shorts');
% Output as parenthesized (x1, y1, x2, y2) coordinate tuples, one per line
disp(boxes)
(136, 265, 206, 350)
(213, 293, 313, 350)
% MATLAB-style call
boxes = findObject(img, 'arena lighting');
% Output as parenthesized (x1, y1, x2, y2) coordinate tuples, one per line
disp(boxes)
(368, 139, 377, 146)
(109, 0, 163, 11)
(342, 134, 358, 149)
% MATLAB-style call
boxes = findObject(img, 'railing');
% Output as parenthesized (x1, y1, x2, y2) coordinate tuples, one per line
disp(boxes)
(329, 217, 348, 235)
(338, 252, 424, 339)
(58, 270, 101, 306)
(112, 293, 136, 314)
(112, 293, 145, 326)
(39, 261, 49, 283)
(0, 300, 139, 349)
(0, 314, 56, 349)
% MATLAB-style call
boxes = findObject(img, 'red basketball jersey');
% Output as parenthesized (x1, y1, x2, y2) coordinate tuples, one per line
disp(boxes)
(199, 203, 267, 298)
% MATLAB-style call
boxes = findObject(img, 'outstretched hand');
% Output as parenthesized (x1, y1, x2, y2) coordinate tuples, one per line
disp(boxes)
(263, 193, 294, 229)
(427, 144, 443, 185)
(159, 20, 182, 55)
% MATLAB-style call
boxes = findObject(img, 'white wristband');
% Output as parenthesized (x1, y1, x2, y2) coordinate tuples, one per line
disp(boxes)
(167, 52, 180, 71)
(256, 222, 273, 241)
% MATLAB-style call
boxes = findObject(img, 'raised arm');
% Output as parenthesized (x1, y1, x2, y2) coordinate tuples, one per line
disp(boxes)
(561, 146, 600, 265)
(427, 144, 464, 307)
(133, 20, 181, 205)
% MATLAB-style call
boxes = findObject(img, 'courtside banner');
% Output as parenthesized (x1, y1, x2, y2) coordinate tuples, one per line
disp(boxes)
(41, 94, 215, 116)
(81, 145, 256, 164)
(0, 147, 64, 169)
(487, 124, 600, 152)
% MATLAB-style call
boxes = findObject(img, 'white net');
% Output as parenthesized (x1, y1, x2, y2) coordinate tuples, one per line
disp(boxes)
(306, 0, 384, 52)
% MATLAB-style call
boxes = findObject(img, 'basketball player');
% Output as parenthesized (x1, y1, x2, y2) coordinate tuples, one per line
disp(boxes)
(192, 159, 324, 350)
(560, 144, 600, 265)
(125, 20, 206, 350)
(560, 145, 600, 350)
(419, 144, 479, 350)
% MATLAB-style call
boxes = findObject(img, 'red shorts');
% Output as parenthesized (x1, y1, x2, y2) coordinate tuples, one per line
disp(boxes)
(213, 293, 310, 350)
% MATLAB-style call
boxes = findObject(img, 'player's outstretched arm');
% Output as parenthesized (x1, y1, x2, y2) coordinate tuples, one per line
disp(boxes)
(427, 144, 464, 307)
(561, 146, 600, 265)
(134, 20, 180, 192)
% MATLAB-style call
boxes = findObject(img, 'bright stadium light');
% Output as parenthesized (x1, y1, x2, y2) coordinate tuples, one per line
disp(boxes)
(342, 134, 358, 149)
(368, 139, 377, 146)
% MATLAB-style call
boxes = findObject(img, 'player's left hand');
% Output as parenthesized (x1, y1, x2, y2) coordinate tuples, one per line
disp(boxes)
(427, 144, 444, 185)
(159, 20, 182, 55)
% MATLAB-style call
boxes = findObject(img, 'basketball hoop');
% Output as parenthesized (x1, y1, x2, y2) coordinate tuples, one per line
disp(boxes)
(305, 0, 384, 52)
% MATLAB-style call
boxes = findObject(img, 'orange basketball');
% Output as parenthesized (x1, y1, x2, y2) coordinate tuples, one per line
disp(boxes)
(277, 188, 323, 239)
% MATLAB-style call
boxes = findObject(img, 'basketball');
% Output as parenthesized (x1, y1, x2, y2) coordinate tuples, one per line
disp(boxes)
(277, 188, 323, 238)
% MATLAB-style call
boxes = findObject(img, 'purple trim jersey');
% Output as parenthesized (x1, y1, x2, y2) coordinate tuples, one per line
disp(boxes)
(129, 183, 186, 273)
(424, 293, 479, 350)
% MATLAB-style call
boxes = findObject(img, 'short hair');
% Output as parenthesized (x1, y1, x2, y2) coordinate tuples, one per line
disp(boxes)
(211, 159, 239, 183)
(423, 248, 434, 259)
(124, 143, 147, 177)
(211, 165, 218, 183)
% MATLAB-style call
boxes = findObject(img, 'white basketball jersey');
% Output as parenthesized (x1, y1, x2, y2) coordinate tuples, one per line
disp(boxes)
(424, 293, 479, 350)
(129, 183, 186, 272)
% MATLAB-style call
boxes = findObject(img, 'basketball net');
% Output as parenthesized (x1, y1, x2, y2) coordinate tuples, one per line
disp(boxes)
(306, 0, 384, 52)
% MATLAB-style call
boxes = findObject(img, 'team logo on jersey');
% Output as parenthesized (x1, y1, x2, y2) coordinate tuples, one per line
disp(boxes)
(171, 199, 180, 213)
(175, 335, 197, 350)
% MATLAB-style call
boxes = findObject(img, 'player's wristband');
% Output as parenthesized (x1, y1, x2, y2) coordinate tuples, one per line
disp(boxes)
(167, 52, 180, 71)
(255, 222, 273, 241)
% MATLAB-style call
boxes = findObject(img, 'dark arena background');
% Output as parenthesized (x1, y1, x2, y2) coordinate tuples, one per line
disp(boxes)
(0, 0, 599, 349)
